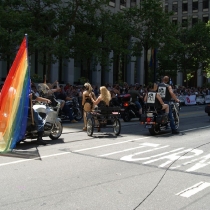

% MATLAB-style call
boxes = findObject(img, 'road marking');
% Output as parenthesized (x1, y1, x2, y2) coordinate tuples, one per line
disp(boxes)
(74, 137, 150, 152)
(99, 143, 160, 157)
(120, 145, 170, 161)
(0, 137, 150, 167)
(176, 182, 210, 198)
(0, 151, 71, 167)
(0, 125, 210, 167)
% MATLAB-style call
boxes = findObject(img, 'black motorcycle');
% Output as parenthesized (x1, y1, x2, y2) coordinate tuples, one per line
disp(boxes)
(205, 104, 210, 119)
(118, 94, 142, 122)
(141, 101, 180, 135)
(59, 97, 83, 121)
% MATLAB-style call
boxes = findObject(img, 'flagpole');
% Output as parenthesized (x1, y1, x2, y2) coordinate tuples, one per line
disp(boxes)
(25, 34, 34, 125)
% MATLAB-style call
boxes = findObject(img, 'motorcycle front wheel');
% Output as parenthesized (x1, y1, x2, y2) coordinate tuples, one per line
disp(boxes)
(49, 121, 63, 140)
(74, 108, 83, 121)
(173, 110, 179, 130)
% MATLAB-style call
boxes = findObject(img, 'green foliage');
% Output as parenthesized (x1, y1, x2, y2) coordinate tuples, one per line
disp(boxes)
(31, 74, 43, 83)
(78, 77, 89, 85)
(1, 0, 210, 87)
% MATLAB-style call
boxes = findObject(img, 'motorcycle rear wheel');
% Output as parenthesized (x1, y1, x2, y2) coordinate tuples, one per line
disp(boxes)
(149, 125, 160, 135)
(122, 111, 131, 122)
(49, 121, 63, 140)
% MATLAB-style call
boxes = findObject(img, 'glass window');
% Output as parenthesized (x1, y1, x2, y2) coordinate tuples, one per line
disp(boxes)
(182, 1, 188, 13)
(172, 2, 178, 14)
(192, 1, 198, 11)
(203, 15, 209, 23)
(120, 0, 126, 7)
(192, 16, 198, 25)
(172, 18, 178, 25)
(165, 4, 168, 13)
(203, 0, 209, 11)
(131, 0, 136, 7)
(182, 17, 188, 27)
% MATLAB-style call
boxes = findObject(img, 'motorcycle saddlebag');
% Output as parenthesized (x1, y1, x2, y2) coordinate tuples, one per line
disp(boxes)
(141, 113, 147, 122)
(156, 114, 168, 124)
(205, 105, 210, 114)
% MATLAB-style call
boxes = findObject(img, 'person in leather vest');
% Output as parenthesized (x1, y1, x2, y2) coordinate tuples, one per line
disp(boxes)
(158, 76, 180, 134)
(144, 83, 169, 114)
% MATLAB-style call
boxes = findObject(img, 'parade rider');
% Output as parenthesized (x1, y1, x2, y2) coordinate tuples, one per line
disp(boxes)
(158, 76, 180, 134)
(128, 85, 143, 120)
(144, 83, 169, 114)
(30, 88, 51, 145)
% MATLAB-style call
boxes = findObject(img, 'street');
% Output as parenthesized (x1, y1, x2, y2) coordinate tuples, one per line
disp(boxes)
(1, 105, 210, 210)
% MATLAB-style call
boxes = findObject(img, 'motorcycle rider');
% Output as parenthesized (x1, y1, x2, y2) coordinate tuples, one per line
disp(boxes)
(110, 84, 120, 106)
(54, 87, 78, 123)
(158, 76, 180, 134)
(128, 85, 143, 120)
(144, 83, 169, 114)
(30, 89, 51, 145)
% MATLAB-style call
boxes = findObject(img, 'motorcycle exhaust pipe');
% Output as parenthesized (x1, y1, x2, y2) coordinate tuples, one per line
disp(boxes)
(129, 109, 136, 117)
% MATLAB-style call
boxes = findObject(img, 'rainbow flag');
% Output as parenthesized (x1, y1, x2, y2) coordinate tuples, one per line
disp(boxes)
(0, 36, 30, 152)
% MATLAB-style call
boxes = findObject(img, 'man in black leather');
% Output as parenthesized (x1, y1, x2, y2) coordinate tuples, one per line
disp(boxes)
(158, 76, 180, 134)
(128, 85, 143, 120)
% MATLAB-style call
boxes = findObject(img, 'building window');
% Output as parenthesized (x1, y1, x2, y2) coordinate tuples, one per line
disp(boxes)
(192, 1, 198, 11)
(130, 0, 136, 7)
(165, 4, 168, 13)
(109, 0, 115, 7)
(172, 2, 178, 14)
(192, 16, 198, 26)
(182, 17, 188, 27)
(172, 18, 178, 25)
(120, 0, 126, 8)
(203, 0, 209, 11)
(182, 1, 188, 13)
(203, 15, 209, 23)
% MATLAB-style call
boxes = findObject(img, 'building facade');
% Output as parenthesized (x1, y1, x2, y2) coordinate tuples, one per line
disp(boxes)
(0, 0, 209, 87)
(165, 0, 210, 86)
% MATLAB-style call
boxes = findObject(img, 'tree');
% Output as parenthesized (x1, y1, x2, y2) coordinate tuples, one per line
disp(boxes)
(175, 21, 210, 86)
(125, 0, 173, 85)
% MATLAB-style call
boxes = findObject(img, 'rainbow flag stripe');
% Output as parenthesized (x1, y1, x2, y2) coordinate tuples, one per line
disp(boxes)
(0, 36, 30, 152)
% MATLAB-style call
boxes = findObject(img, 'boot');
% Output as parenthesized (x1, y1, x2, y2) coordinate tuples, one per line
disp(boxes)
(36, 131, 47, 145)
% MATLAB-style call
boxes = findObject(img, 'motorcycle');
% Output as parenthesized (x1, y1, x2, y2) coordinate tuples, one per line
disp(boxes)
(59, 97, 83, 121)
(205, 104, 210, 119)
(141, 101, 180, 135)
(20, 99, 63, 143)
(118, 94, 142, 122)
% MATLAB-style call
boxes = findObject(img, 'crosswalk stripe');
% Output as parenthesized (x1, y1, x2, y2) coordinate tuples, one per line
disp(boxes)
(176, 182, 210, 198)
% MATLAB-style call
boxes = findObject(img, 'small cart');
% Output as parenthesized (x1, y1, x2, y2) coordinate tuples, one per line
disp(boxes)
(86, 106, 121, 136)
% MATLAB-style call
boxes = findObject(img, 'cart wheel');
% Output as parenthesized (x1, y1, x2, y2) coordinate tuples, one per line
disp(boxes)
(113, 118, 121, 136)
(87, 118, 94, 136)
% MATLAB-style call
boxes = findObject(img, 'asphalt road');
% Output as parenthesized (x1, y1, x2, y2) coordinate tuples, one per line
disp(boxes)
(0, 104, 210, 210)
